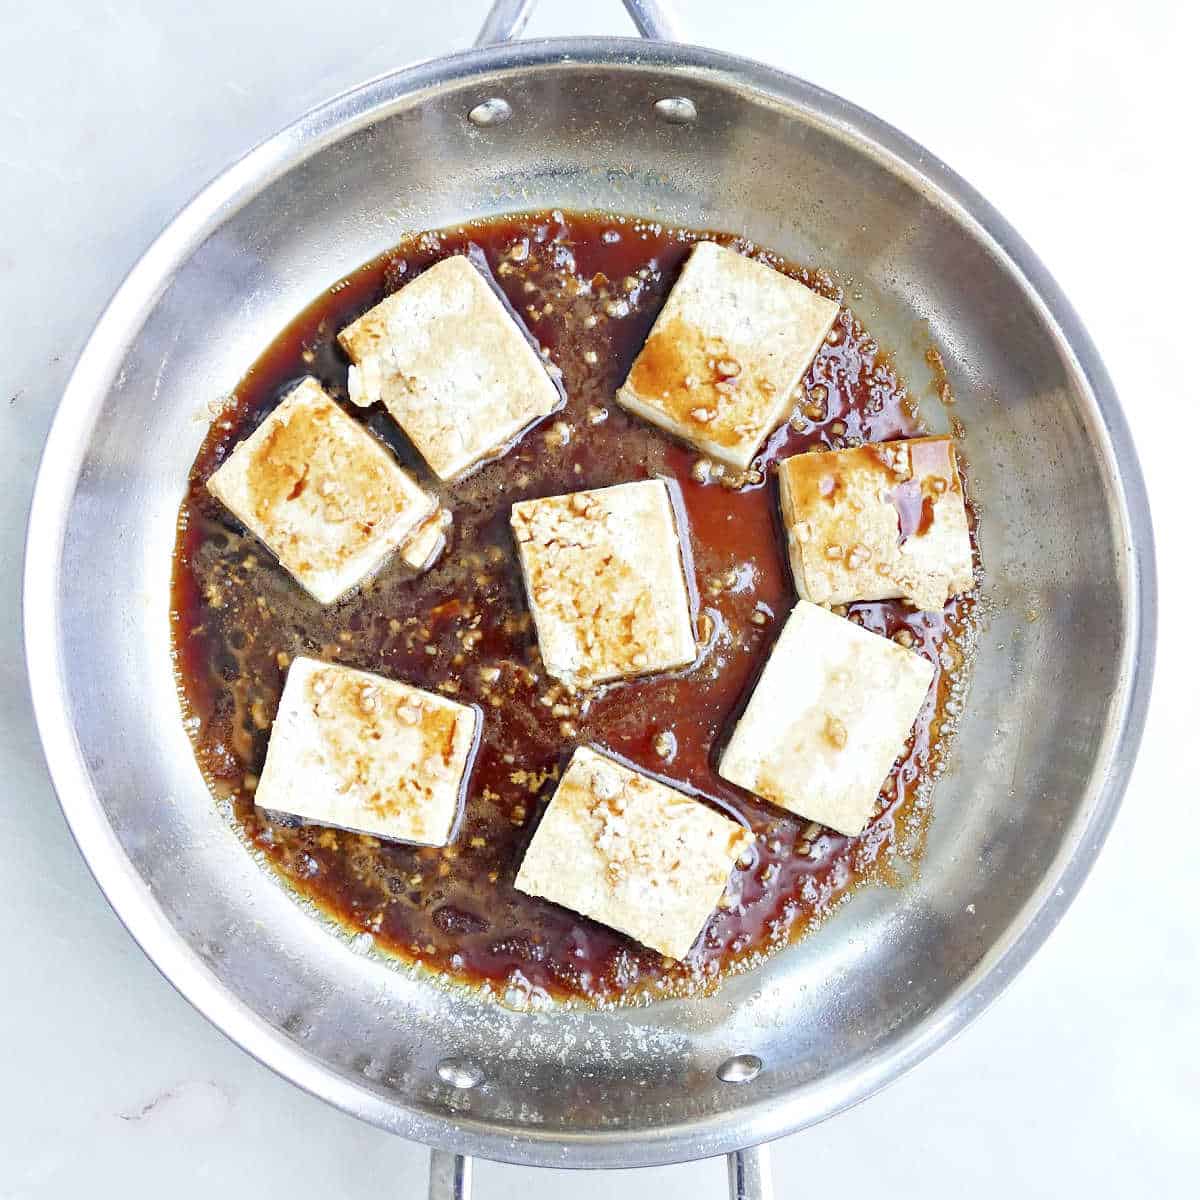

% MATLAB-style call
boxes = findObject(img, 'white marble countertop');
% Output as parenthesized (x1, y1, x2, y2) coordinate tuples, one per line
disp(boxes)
(1, 1, 1195, 1195)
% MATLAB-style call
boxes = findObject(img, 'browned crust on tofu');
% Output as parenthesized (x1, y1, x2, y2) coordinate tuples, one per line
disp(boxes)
(625, 317, 783, 454)
(615, 242, 840, 469)
(205, 378, 434, 602)
(778, 436, 972, 611)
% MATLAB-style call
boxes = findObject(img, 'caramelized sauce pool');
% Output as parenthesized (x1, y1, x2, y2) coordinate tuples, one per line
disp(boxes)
(172, 211, 978, 1007)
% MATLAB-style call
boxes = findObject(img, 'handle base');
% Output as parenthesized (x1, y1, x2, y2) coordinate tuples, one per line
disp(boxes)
(429, 1149, 472, 1200)
(728, 1145, 774, 1200)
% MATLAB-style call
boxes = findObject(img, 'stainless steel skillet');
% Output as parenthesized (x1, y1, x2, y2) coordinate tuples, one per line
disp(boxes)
(22, 1, 1155, 1197)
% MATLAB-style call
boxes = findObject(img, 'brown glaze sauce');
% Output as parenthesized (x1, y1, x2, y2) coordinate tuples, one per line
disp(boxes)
(172, 210, 978, 1007)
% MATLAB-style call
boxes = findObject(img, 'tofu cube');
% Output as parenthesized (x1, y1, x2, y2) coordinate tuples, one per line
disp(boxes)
(511, 479, 697, 688)
(778, 436, 974, 611)
(616, 241, 840, 470)
(255, 657, 478, 846)
(206, 377, 435, 604)
(515, 747, 753, 960)
(719, 601, 934, 836)
(338, 255, 562, 480)
(400, 506, 452, 572)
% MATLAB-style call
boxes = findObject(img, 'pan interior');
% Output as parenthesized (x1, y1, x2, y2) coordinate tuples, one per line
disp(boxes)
(27, 42, 1148, 1167)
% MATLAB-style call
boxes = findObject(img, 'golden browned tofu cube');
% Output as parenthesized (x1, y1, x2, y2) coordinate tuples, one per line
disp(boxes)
(515, 747, 752, 959)
(719, 601, 934, 836)
(616, 241, 840, 469)
(255, 658, 478, 846)
(205, 378, 436, 603)
(338, 255, 561, 480)
(510, 480, 697, 689)
(778, 436, 974, 611)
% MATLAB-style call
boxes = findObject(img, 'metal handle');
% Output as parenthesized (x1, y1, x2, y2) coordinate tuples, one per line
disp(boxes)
(728, 1145, 774, 1200)
(429, 1150, 472, 1200)
(473, 0, 535, 46)
(619, 0, 682, 40)
(475, 0, 681, 45)
(428, 1145, 772, 1199)
(439, 4, 773, 1199)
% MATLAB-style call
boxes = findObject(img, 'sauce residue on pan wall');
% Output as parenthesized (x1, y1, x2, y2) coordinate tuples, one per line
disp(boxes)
(172, 210, 979, 1007)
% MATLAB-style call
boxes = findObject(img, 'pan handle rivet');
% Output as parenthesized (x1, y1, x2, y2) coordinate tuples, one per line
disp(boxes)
(653, 96, 698, 124)
(468, 98, 513, 127)
(437, 1057, 484, 1089)
(716, 1053, 762, 1083)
